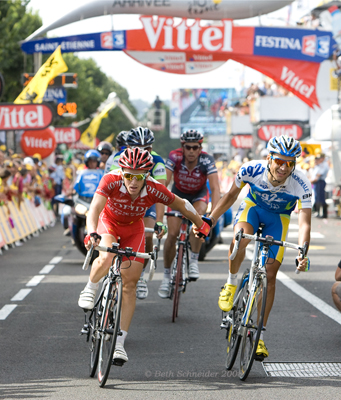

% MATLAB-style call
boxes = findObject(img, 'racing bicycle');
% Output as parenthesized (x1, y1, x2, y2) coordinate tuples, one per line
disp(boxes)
(80, 242, 158, 388)
(220, 224, 308, 381)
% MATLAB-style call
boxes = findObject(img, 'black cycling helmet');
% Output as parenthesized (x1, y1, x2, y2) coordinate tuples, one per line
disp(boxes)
(116, 131, 128, 149)
(97, 141, 113, 155)
(180, 129, 204, 144)
(126, 126, 155, 147)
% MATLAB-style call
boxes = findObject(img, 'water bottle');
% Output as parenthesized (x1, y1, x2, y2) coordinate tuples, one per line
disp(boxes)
(329, 5, 341, 49)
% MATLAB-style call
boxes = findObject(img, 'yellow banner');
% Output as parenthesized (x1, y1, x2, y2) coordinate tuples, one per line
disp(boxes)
(14, 46, 68, 104)
(80, 101, 117, 148)
(103, 132, 115, 144)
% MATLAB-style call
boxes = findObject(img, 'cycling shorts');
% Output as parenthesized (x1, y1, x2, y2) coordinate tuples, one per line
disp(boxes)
(97, 215, 145, 263)
(171, 184, 209, 204)
(234, 198, 290, 263)
(144, 204, 156, 219)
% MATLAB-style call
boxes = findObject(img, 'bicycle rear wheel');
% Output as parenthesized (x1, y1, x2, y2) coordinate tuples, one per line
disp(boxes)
(172, 244, 184, 323)
(225, 269, 249, 370)
(239, 274, 267, 381)
(97, 277, 123, 387)
(89, 306, 100, 377)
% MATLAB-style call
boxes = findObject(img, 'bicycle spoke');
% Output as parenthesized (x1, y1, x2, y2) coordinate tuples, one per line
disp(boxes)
(89, 306, 100, 377)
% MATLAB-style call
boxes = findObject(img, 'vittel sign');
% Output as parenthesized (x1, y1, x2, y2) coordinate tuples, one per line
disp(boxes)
(258, 124, 303, 141)
(53, 126, 81, 144)
(0, 104, 53, 131)
(140, 16, 233, 52)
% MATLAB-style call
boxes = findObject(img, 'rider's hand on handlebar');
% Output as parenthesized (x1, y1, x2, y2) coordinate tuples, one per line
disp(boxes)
(154, 222, 167, 239)
(295, 256, 310, 272)
(84, 232, 102, 250)
(193, 217, 212, 240)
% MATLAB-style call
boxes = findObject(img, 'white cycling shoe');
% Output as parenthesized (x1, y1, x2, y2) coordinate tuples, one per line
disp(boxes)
(78, 287, 97, 310)
(188, 262, 200, 280)
(113, 342, 128, 364)
(136, 278, 148, 300)
(158, 278, 171, 299)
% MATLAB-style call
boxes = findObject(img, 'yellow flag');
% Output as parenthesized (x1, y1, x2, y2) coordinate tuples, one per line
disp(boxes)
(14, 46, 68, 104)
(103, 132, 115, 144)
(80, 101, 117, 148)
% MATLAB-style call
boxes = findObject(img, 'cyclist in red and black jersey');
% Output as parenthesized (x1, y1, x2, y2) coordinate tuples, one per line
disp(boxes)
(158, 129, 220, 298)
(78, 148, 211, 364)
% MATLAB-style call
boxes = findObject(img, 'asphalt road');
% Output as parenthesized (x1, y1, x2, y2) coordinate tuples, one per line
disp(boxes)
(0, 213, 341, 399)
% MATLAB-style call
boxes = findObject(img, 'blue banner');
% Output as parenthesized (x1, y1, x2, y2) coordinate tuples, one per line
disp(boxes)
(21, 31, 126, 54)
(253, 27, 334, 63)
(43, 88, 67, 103)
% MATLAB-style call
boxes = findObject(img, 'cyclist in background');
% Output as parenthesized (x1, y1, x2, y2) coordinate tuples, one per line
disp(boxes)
(105, 131, 128, 174)
(106, 127, 167, 300)
(206, 135, 312, 360)
(97, 141, 113, 170)
(73, 150, 104, 198)
(158, 129, 220, 298)
(78, 148, 210, 363)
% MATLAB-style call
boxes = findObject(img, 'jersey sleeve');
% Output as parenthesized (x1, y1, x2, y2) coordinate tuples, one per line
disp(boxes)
(95, 174, 118, 198)
(295, 173, 313, 209)
(147, 178, 175, 205)
(204, 154, 218, 175)
(165, 150, 177, 172)
(151, 153, 166, 180)
(235, 163, 249, 189)
(109, 151, 122, 172)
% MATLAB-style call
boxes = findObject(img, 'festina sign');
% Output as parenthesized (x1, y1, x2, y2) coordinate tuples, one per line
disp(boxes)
(53, 126, 81, 144)
(231, 135, 253, 148)
(0, 104, 53, 131)
(258, 124, 303, 140)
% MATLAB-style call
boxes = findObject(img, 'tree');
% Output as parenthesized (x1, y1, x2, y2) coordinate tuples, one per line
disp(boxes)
(0, 0, 42, 102)
(55, 53, 137, 141)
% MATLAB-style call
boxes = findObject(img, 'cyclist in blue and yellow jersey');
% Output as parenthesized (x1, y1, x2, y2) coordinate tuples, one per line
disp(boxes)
(106, 127, 167, 300)
(104, 131, 128, 174)
(205, 135, 312, 360)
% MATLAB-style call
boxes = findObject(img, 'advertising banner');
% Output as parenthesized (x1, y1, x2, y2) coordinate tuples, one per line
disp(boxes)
(258, 124, 303, 141)
(21, 128, 57, 158)
(21, 17, 336, 108)
(53, 126, 81, 143)
(0, 104, 53, 131)
(43, 88, 67, 103)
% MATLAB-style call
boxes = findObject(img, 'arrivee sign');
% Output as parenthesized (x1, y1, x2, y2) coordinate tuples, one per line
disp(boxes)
(21, 128, 56, 158)
(53, 126, 81, 144)
(0, 104, 53, 130)
(258, 124, 303, 140)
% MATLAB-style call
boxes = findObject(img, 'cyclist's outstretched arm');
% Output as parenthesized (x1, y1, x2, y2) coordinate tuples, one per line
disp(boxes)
(168, 195, 203, 228)
(208, 172, 220, 211)
(209, 181, 241, 225)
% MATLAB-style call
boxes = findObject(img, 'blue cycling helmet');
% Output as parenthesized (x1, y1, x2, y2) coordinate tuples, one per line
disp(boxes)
(84, 149, 101, 167)
(267, 135, 301, 158)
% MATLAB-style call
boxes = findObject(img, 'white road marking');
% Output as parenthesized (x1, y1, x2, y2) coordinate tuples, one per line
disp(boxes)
(49, 256, 63, 264)
(0, 305, 17, 320)
(39, 264, 55, 274)
(11, 289, 32, 301)
(222, 231, 325, 239)
(277, 271, 341, 325)
(26, 275, 45, 287)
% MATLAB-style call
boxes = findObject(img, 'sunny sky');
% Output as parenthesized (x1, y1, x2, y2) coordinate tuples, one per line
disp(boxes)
(26, 0, 320, 103)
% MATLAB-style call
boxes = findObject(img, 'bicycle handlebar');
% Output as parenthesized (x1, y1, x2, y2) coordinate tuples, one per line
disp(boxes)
(165, 211, 185, 219)
(229, 229, 308, 273)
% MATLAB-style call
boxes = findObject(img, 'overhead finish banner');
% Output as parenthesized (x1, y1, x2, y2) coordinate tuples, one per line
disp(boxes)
(21, 17, 335, 108)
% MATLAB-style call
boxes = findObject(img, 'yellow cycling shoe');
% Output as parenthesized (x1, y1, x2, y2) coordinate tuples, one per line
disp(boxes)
(218, 283, 237, 312)
(255, 339, 269, 361)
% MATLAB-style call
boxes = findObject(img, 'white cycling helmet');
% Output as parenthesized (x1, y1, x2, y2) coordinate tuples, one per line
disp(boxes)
(267, 135, 301, 158)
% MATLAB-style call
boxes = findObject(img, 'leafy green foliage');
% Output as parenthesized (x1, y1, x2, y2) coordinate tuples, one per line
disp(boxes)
(0, 0, 42, 101)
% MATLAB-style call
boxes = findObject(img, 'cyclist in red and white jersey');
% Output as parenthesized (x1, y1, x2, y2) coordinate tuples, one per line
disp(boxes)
(78, 148, 211, 364)
(158, 129, 220, 298)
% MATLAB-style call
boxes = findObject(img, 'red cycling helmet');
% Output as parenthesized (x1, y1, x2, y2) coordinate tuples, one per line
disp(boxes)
(118, 147, 154, 170)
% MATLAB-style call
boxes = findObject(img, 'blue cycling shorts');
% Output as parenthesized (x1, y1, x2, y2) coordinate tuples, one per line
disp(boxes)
(144, 204, 156, 219)
(234, 198, 290, 263)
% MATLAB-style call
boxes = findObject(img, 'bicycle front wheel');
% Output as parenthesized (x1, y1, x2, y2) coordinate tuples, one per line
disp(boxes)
(97, 277, 123, 387)
(225, 269, 249, 370)
(239, 274, 267, 381)
(89, 306, 100, 377)
(172, 244, 184, 323)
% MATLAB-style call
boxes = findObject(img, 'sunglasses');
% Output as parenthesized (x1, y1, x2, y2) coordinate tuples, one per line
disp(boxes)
(100, 151, 111, 156)
(184, 145, 201, 151)
(123, 172, 147, 181)
(271, 156, 295, 168)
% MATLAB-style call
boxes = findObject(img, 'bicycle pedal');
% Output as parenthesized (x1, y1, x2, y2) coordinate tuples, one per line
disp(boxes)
(112, 359, 125, 367)
(188, 277, 198, 282)
(255, 354, 265, 362)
